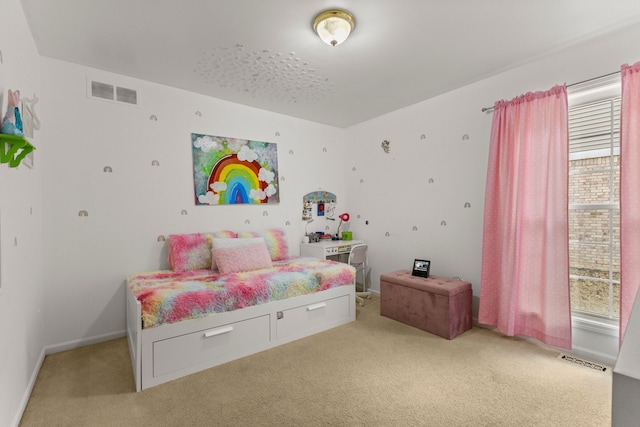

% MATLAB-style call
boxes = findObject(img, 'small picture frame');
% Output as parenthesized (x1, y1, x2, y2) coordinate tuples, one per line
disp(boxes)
(412, 259, 430, 278)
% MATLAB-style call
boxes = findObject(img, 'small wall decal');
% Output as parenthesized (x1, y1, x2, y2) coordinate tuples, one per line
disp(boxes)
(78, 210, 88, 217)
(14, 237, 18, 246)
(157, 235, 166, 242)
(360, 179, 364, 184)
(352, 166, 356, 171)
(381, 140, 390, 153)
(429, 178, 434, 184)
(245, 219, 251, 224)
(441, 221, 447, 226)
(357, 214, 361, 219)
(385, 232, 390, 236)
(263, 211, 268, 216)
(181, 209, 188, 215)
(275, 132, 280, 136)
(420, 134, 426, 140)
(280, 176, 286, 181)
(195, 111, 202, 117)
(149, 115, 158, 121)
(462, 134, 470, 140)
(151, 160, 160, 166)
(322, 147, 327, 152)
(289, 149, 294, 154)
(103, 166, 112, 173)
(464, 202, 471, 208)
(412, 226, 418, 231)
(285, 221, 291, 226)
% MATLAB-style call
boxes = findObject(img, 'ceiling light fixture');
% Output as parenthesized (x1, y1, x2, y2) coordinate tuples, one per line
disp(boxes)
(312, 9, 355, 47)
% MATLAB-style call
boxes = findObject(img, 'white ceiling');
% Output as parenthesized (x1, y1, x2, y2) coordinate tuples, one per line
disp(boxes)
(20, 0, 640, 128)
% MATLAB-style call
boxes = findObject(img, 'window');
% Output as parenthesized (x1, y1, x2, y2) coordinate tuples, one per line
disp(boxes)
(568, 74, 620, 320)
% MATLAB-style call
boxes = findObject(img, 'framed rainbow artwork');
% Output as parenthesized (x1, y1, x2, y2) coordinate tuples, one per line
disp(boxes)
(191, 133, 280, 205)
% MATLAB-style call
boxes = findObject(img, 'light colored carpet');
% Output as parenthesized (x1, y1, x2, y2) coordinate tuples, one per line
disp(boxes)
(20, 296, 612, 426)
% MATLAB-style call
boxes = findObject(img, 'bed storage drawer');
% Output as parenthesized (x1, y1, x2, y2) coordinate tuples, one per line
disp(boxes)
(276, 295, 350, 341)
(153, 314, 270, 377)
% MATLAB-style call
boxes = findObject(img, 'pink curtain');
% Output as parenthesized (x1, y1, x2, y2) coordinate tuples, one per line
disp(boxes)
(620, 61, 640, 343)
(479, 85, 572, 349)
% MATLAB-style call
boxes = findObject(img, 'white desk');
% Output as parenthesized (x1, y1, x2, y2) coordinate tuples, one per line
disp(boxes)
(300, 240, 365, 263)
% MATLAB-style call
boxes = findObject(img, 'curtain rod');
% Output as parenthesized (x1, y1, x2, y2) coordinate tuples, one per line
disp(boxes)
(480, 70, 621, 113)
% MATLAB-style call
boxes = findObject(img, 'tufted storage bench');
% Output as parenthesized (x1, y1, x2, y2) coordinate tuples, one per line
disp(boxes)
(380, 270, 472, 339)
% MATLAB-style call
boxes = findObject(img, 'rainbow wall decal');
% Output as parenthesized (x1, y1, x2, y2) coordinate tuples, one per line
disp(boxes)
(192, 133, 279, 205)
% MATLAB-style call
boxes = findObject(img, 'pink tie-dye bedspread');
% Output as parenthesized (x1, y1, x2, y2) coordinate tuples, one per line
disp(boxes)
(128, 257, 356, 329)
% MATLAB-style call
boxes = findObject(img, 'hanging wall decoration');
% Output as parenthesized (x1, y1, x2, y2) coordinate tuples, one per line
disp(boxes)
(192, 133, 280, 205)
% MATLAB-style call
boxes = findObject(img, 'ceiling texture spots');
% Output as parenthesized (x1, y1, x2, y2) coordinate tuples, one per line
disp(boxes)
(193, 44, 334, 105)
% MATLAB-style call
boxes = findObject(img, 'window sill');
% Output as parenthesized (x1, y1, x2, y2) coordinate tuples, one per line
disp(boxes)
(572, 313, 619, 338)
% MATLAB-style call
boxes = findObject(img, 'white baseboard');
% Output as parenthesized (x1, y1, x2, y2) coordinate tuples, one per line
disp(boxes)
(11, 347, 45, 427)
(45, 329, 126, 355)
(570, 345, 618, 367)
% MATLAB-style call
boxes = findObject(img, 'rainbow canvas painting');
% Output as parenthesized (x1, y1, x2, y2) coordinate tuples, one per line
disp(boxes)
(192, 133, 280, 205)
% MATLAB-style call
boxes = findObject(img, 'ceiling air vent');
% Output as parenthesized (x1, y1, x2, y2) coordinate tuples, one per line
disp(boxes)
(89, 79, 139, 106)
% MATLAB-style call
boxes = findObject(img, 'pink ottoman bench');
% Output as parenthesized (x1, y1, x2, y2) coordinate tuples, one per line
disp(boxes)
(380, 270, 472, 339)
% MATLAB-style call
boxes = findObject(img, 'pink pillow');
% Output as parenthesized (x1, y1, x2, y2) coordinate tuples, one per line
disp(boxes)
(168, 233, 213, 272)
(212, 243, 273, 274)
(168, 230, 238, 272)
(237, 228, 289, 261)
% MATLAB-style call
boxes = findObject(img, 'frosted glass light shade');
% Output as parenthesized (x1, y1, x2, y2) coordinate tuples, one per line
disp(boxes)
(313, 10, 355, 46)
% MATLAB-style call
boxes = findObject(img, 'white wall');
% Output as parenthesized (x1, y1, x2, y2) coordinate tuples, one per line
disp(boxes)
(40, 59, 350, 349)
(344, 22, 640, 365)
(0, 0, 44, 426)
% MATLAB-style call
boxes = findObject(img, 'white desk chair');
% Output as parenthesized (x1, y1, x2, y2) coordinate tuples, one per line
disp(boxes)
(348, 244, 371, 306)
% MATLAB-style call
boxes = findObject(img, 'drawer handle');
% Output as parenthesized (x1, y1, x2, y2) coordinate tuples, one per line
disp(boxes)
(204, 326, 234, 338)
(307, 302, 327, 311)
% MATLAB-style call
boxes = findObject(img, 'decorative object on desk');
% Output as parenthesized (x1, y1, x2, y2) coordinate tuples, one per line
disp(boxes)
(303, 218, 315, 243)
(336, 212, 350, 239)
(412, 259, 431, 278)
(341, 231, 352, 241)
(192, 133, 279, 205)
